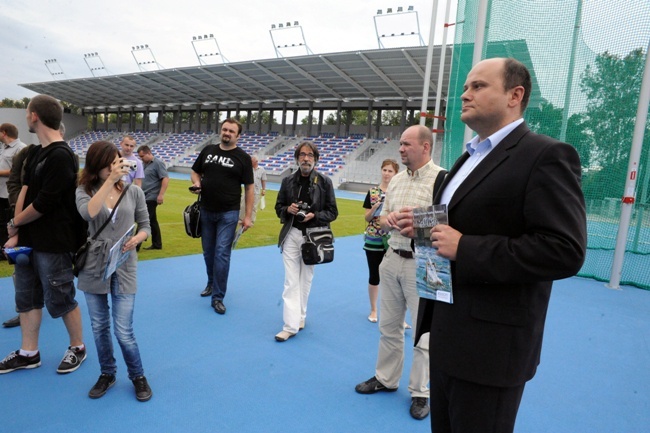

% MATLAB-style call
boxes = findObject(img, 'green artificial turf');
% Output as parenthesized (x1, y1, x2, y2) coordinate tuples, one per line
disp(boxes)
(0, 178, 366, 278)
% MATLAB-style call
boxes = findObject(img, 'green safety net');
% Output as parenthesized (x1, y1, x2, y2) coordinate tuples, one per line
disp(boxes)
(442, 0, 650, 289)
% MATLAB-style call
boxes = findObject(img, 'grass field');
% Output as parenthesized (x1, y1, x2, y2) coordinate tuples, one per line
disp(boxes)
(0, 178, 366, 278)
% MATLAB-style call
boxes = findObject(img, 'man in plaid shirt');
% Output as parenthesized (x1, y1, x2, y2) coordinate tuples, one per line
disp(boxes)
(355, 124, 444, 420)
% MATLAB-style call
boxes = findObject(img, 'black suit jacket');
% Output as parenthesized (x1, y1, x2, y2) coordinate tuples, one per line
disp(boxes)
(415, 122, 587, 388)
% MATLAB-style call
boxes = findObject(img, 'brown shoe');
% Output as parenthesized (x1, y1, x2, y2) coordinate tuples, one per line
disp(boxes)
(2, 315, 20, 328)
(275, 331, 295, 342)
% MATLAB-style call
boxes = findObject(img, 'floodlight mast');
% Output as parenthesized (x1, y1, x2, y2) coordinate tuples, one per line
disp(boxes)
(131, 44, 162, 72)
(269, 21, 313, 58)
(44, 58, 66, 79)
(373, 5, 426, 49)
(83, 52, 109, 77)
(191, 33, 229, 65)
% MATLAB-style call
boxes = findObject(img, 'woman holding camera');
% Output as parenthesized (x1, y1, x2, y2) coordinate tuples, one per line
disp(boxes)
(363, 159, 399, 323)
(75, 141, 152, 401)
(274, 141, 338, 342)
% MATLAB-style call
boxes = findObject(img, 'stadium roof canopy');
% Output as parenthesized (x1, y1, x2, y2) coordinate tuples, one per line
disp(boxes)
(20, 46, 453, 113)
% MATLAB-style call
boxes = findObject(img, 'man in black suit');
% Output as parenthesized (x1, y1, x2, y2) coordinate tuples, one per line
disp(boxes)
(404, 58, 587, 432)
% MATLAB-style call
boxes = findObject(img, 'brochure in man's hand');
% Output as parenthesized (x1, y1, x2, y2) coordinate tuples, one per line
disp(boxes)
(412, 205, 453, 304)
(103, 224, 136, 281)
(232, 225, 245, 249)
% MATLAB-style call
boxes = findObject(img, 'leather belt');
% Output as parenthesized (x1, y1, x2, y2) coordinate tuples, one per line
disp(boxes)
(393, 249, 414, 259)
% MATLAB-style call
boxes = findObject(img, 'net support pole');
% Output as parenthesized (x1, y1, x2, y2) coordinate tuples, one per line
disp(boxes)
(607, 40, 650, 290)
(432, 0, 454, 149)
(419, 0, 440, 126)
(463, 0, 490, 144)
(559, 0, 583, 142)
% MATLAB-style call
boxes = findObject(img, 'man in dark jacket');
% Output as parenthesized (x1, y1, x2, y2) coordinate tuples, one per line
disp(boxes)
(409, 58, 586, 432)
(274, 141, 338, 342)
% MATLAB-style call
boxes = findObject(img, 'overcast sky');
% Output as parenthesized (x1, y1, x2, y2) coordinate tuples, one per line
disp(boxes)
(1, 0, 456, 100)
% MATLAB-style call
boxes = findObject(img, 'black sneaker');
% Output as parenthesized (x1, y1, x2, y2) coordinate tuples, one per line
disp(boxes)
(88, 373, 116, 399)
(0, 350, 41, 374)
(410, 397, 430, 420)
(132, 376, 153, 402)
(57, 346, 87, 374)
(355, 376, 398, 394)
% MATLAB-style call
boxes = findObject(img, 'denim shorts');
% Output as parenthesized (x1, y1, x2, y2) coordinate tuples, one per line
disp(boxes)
(14, 250, 78, 318)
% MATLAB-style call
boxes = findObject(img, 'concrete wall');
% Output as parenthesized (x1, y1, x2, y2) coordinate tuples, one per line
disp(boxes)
(0, 108, 86, 144)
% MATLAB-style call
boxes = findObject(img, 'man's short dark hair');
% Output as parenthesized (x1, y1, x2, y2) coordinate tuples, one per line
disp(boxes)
(27, 95, 63, 130)
(137, 145, 151, 154)
(0, 123, 18, 139)
(294, 141, 319, 162)
(221, 118, 242, 135)
(503, 58, 532, 113)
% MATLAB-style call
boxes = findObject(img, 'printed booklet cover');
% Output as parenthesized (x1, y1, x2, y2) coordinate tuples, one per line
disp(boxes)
(103, 224, 136, 281)
(413, 205, 453, 304)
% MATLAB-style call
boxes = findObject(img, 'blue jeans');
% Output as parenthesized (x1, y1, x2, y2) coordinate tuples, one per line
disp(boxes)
(200, 209, 239, 302)
(84, 274, 144, 380)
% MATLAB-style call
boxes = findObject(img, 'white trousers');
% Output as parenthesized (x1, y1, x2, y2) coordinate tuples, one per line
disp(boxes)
(281, 227, 314, 334)
(375, 249, 430, 397)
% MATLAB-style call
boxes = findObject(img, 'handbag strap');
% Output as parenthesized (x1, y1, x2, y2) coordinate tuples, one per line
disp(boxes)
(91, 184, 130, 240)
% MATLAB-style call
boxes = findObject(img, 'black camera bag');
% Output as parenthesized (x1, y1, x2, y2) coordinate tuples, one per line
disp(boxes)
(301, 226, 334, 265)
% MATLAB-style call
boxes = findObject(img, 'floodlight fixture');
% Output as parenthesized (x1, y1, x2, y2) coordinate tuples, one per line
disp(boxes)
(131, 43, 162, 72)
(191, 33, 229, 65)
(373, 5, 425, 48)
(83, 51, 110, 77)
(269, 21, 313, 58)
(44, 58, 66, 78)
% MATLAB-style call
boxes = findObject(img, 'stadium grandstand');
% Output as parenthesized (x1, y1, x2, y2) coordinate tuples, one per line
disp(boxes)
(24, 44, 455, 190)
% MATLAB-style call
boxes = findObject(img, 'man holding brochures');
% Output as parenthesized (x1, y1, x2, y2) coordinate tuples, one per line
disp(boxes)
(355, 124, 444, 421)
(410, 58, 587, 432)
(76, 140, 153, 402)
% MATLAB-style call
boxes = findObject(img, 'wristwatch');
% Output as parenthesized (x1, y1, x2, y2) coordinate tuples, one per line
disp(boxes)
(8, 218, 16, 229)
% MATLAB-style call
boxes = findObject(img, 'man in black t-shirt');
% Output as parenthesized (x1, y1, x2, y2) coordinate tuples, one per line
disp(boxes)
(190, 118, 254, 314)
(0, 95, 87, 375)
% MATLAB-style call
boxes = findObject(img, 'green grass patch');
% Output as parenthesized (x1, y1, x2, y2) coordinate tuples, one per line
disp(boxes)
(0, 178, 366, 277)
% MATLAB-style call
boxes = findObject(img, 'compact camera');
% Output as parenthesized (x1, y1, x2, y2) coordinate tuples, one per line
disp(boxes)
(295, 202, 311, 222)
(124, 160, 137, 171)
